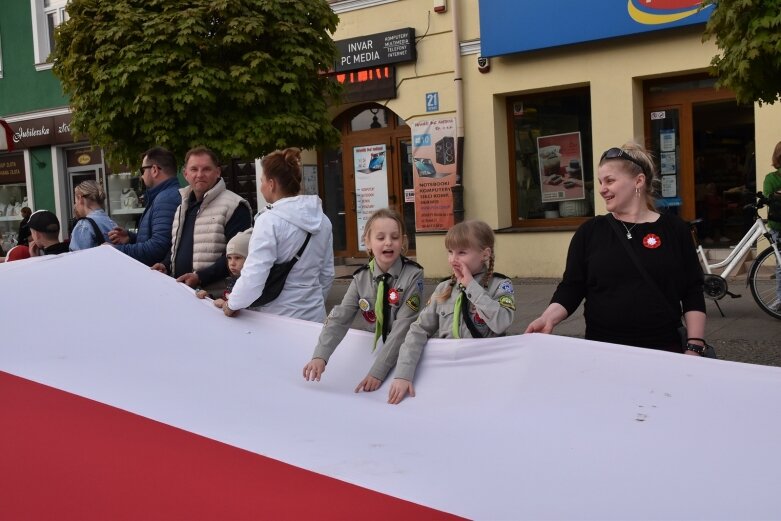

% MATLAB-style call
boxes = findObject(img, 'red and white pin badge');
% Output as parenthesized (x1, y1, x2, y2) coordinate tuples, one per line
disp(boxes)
(388, 288, 400, 305)
(642, 233, 661, 249)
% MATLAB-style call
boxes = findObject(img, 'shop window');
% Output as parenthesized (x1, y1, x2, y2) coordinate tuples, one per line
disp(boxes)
(508, 88, 594, 228)
(0, 152, 30, 252)
(30, 0, 69, 69)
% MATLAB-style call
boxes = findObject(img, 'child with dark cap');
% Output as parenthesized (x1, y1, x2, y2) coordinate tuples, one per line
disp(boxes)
(195, 228, 251, 309)
(27, 210, 69, 256)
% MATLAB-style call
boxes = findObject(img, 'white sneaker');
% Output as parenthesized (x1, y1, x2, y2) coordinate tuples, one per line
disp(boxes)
(769, 300, 781, 312)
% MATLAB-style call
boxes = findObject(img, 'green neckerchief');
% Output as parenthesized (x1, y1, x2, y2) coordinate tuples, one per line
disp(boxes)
(452, 285, 464, 339)
(370, 259, 391, 352)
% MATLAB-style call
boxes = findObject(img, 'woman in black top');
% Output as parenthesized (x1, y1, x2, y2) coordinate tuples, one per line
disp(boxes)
(17, 206, 32, 246)
(526, 142, 707, 355)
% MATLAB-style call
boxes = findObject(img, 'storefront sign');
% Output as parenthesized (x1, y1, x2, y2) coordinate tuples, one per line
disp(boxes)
(66, 146, 102, 168)
(334, 28, 416, 73)
(0, 153, 26, 184)
(335, 66, 397, 103)
(9, 113, 75, 149)
(411, 117, 457, 231)
(353, 144, 389, 250)
(479, 0, 713, 57)
(536, 132, 585, 204)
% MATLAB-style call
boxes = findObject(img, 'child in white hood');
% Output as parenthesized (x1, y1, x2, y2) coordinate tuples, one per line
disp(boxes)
(223, 148, 334, 322)
(196, 228, 251, 306)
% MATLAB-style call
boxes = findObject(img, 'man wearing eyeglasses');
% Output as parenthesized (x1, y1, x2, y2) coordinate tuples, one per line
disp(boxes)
(109, 147, 182, 266)
(151, 146, 252, 290)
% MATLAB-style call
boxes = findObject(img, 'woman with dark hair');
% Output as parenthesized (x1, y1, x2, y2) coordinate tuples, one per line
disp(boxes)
(526, 141, 708, 356)
(17, 206, 32, 246)
(223, 148, 335, 322)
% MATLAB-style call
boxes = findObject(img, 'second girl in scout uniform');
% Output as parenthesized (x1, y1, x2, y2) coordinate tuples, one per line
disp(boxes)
(302, 208, 424, 393)
(388, 219, 516, 404)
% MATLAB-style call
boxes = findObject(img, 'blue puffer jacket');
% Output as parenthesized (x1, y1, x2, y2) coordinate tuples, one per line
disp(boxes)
(115, 176, 181, 266)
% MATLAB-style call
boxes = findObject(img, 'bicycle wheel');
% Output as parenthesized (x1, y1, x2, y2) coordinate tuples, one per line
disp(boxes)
(748, 246, 781, 319)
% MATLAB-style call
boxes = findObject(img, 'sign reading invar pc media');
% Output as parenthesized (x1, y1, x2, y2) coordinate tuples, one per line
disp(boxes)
(334, 28, 416, 73)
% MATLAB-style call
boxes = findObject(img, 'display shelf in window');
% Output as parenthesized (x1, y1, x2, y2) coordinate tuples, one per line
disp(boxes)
(106, 172, 145, 232)
(0, 183, 30, 250)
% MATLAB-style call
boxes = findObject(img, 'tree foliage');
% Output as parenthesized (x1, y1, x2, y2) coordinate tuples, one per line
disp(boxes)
(53, 0, 341, 166)
(702, 0, 781, 105)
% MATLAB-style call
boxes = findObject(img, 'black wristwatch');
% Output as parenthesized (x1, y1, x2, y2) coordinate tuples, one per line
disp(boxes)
(685, 343, 705, 356)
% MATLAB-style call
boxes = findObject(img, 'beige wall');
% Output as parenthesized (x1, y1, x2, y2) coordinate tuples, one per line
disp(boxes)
(332, 1, 781, 278)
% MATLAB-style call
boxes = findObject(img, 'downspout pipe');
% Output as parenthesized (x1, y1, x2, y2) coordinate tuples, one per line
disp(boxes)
(451, 0, 465, 223)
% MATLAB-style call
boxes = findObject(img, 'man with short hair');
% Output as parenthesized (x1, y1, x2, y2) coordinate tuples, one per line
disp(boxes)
(109, 147, 181, 266)
(27, 210, 69, 256)
(152, 146, 252, 289)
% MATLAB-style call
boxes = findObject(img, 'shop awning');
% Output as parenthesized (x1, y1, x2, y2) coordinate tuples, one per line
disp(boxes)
(0, 118, 14, 151)
(1, 247, 780, 519)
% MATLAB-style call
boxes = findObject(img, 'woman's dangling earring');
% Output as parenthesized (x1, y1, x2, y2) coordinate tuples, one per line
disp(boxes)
(635, 187, 640, 197)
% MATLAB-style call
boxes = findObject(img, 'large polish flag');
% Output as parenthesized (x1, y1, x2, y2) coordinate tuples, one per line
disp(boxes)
(1, 246, 780, 520)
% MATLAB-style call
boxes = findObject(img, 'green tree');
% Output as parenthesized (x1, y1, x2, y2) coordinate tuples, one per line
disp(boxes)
(53, 0, 341, 165)
(702, 0, 781, 105)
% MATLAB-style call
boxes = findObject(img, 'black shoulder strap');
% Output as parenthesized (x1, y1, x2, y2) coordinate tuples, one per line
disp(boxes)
(459, 290, 485, 339)
(80, 217, 105, 246)
(491, 272, 509, 280)
(294, 232, 312, 260)
(607, 214, 679, 322)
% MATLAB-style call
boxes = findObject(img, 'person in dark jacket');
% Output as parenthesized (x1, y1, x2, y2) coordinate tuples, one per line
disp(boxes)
(28, 210, 69, 256)
(109, 147, 181, 266)
(17, 206, 32, 246)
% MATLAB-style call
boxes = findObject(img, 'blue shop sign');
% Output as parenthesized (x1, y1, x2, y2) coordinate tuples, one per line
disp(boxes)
(479, 0, 714, 58)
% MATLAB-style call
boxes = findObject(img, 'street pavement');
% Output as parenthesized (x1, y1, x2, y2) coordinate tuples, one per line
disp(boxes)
(326, 268, 781, 367)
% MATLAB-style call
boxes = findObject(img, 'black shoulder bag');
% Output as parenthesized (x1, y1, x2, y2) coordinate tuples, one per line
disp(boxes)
(250, 232, 312, 308)
(607, 215, 715, 358)
(77, 217, 106, 246)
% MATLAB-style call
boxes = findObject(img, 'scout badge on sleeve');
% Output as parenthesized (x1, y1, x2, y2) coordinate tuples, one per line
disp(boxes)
(405, 293, 420, 312)
(500, 280, 514, 294)
(358, 298, 370, 311)
(498, 294, 516, 310)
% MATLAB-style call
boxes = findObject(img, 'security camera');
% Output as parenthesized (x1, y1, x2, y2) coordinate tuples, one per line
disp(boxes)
(477, 56, 490, 74)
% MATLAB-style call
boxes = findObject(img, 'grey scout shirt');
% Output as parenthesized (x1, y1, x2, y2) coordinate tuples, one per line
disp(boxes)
(394, 273, 516, 382)
(313, 256, 425, 381)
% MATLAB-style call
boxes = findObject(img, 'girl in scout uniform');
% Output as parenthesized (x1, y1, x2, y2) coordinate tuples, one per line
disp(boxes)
(302, 208, 424, 393)
(388, 220, 515, 405)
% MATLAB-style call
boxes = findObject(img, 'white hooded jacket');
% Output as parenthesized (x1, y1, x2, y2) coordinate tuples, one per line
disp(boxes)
(227, 195, 334, 322)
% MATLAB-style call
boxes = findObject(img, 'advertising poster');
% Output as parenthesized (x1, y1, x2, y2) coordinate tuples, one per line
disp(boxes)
(353, 144, 389, 250)
(536, 132, 585, 203)
(411, 117, 457, 231)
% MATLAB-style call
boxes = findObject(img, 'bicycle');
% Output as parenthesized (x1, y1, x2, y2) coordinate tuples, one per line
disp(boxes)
(689, 192, 781, 320)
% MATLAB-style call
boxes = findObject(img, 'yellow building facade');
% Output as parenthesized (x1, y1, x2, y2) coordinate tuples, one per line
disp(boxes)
(321, 0, 781, 278)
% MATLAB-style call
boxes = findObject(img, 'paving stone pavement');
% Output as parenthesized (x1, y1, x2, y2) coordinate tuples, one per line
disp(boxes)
(325, 276, 781, 368)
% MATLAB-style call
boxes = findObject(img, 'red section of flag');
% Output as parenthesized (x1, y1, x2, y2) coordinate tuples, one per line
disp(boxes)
(0, 371, 462, 521)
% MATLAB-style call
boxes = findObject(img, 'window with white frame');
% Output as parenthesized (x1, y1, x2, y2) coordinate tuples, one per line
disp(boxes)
(31, 0, 69, 69)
